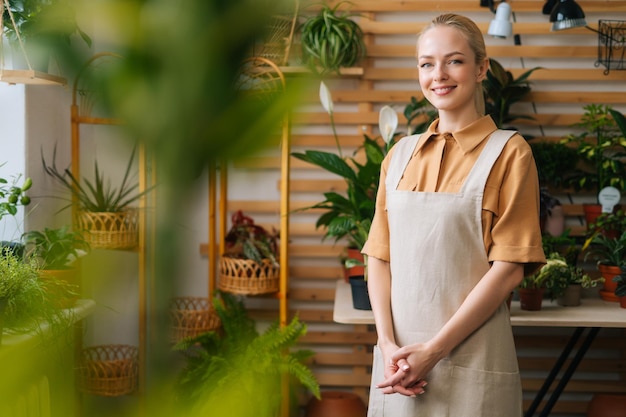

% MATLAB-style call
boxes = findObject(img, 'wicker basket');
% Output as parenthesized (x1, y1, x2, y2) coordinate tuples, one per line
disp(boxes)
(77, 344, 138, 397)
(75, 210, 138, 250)
(219, 257, 280, 295)
(170, 297, 220, 343)
(253, 0, 299, 66)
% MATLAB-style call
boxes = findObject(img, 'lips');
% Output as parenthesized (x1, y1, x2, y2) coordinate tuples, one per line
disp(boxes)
(432, 86, 456, 95)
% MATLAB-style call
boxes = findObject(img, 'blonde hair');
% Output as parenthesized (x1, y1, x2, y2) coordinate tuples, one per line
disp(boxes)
(417, 13, 488, 115)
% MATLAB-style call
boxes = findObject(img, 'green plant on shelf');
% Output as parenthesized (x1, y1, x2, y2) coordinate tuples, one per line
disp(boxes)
(299, 1, 366, 74)
(22, 225, 90, 270)
(42, 145, 151, 213)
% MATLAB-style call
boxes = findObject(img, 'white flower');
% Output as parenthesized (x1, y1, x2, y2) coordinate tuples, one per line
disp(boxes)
(319, 81, 334, 115)
(379, 105, 398, 144)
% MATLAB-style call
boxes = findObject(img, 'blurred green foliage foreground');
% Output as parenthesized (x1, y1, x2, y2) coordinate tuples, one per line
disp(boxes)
(26, 0, 314, 416)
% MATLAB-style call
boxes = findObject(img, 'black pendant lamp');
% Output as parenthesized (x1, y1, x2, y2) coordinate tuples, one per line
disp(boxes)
(549, 0, 587, 31)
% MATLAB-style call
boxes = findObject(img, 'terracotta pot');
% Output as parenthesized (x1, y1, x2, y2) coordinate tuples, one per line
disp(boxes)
(598, 264, 622, 302)
(557, 284, 582, 307)
(587, 393, 626, 417)
(620, 297, 626, 309)
(306, 391, 367, 417)
(583, 204, 604, 231)
(343, 248, 365, 282)
(518, 288, 545, 311)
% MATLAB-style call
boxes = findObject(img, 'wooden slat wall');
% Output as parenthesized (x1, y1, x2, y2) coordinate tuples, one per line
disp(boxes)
(203, 1, 626, 415)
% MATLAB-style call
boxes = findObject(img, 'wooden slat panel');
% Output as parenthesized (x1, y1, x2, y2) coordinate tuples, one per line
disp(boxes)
(294, 111, 583, 127)
(362, 67, 626, 81)
(288, 287, 336, 302)
(312, 352, 373, 366)
(320, 1, 626, 13)
(368, 44, 597, 59)
(287, 179, 346, 193)
(360, 20, 599, 36)
(296, 90, 626, 105)
(300, 331, 378, 345)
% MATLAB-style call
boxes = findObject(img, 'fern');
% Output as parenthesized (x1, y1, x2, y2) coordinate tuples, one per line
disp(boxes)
(173, 291, 320, 415)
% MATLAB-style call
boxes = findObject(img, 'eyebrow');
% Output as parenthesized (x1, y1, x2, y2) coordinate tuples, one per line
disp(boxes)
(418, 51, 466, 60)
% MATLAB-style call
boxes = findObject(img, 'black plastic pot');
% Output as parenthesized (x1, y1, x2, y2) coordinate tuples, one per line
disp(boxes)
(349, 276, 371, 310)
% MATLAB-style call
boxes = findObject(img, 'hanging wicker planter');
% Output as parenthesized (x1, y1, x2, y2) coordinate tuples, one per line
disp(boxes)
(253, 0, 299, 66)
(77, 344, 138, 397)
(76, 210, 138, 250)
(170, 297, 220, 343)
(218, 256, 280, 295)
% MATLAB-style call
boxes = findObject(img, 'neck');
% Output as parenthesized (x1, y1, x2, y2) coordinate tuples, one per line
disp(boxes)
(437, 110, 482, 133)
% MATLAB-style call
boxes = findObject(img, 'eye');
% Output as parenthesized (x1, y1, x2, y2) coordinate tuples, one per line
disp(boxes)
(448, 59, 463, 65)
(419, 62, 433, 69)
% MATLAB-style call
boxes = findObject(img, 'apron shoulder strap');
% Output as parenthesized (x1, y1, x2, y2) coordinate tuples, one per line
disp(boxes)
(386, 134, 423, 190)
(461, 129, 517, 194)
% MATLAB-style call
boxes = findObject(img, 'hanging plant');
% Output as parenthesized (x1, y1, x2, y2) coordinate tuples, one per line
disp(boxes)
(299, 2, 366, 74)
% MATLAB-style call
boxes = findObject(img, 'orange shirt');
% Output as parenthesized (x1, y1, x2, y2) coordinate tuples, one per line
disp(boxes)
(363, 116, 546, 276)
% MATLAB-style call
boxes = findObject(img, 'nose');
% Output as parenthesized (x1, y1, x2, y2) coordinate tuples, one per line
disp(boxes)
(433, 64, 448, 81)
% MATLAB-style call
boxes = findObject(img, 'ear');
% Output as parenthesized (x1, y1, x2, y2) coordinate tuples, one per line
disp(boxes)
(476, 57, 489, 82)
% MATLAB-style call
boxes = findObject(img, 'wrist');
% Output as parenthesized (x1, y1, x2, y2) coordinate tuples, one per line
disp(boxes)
(425, 337, 449, 361)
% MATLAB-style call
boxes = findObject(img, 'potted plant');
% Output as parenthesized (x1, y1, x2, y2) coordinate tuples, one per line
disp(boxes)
(0, 249, 76, 345)
(546, 256, 603, 306)
(612, 267, 626, 308)
(292, 82, 398, 309)
(482, 58, 542, 130)
(218, 210, 280, 295)
(518, 253, 570, 310)
(42, 145, 150, 250)
(299, 1, 366, 74)
(173, 291, 319, 416)
(561, 104, 626, 225)
(2, 0, 92, 72)
(583, 231, 626, 301)
(22, 225, 89, 306)
(22, 225, 90, 271)
(586, 209, 626, 239)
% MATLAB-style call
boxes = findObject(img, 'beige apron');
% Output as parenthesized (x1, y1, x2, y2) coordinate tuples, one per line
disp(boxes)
(367, 130, 523, 417)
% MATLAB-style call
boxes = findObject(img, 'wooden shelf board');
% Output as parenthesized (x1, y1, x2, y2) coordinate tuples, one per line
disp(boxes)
(0, 69, 66, 86)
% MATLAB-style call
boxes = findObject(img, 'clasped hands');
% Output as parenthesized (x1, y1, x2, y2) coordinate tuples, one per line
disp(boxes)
(377, 342, 440, 397)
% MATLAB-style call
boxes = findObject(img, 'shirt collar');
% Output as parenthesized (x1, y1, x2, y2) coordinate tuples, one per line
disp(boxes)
(413, 116, 498, 156)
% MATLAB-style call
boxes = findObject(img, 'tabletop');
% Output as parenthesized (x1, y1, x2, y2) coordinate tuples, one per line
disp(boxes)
(333, 280, 626, 328)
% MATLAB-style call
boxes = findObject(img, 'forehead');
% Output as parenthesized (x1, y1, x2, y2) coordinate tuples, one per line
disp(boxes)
(417, 25, 472, 56)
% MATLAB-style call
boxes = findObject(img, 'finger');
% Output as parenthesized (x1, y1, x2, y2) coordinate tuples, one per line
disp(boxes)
(387, 383, 424, 397)
(376, 369, 406, 389)
(395, 358, 410, 372)
(390, 346, 410, 363)
(400, 384, 426, 396)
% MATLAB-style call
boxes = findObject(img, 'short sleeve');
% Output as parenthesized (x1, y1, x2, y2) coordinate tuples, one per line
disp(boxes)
(361, 147, 396, 262)
(484, 135, 546, 276)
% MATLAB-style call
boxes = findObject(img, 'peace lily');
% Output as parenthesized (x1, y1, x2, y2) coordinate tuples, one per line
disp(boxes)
(319, 81, 341, 156)
(378, 105, 398, 151)
(319, 81, 334, 115)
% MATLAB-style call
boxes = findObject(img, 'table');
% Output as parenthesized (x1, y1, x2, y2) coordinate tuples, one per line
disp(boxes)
(333, 280, 626, 417)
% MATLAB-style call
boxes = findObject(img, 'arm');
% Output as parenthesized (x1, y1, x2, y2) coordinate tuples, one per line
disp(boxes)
(368, 256, 427, 396)
(377, 261, 523, 390)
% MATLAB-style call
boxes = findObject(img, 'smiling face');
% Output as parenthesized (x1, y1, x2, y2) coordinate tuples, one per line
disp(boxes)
(417, 24, 488, 125)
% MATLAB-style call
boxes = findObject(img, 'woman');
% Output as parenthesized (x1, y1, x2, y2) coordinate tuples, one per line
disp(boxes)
(363, 13, 546, 417)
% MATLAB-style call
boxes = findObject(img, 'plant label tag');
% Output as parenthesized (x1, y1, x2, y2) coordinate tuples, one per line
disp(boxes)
(598, 186, 621, 213)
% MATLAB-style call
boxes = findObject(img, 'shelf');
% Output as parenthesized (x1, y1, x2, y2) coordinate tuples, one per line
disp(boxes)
(0, 69, 67, 86)
(278, 66, 364, 77)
